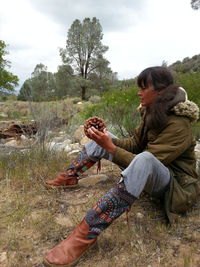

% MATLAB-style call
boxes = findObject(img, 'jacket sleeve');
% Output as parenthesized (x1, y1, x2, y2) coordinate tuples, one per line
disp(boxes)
(111, 125, 142, 168)
(112, 125, 141, 153)
(112, 146, 136, 168)
(146, 117, 192, 165)
(112, 117, 192, 168)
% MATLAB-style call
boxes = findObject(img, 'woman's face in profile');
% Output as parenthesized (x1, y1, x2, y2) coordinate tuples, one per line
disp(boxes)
(138, 84, 159, 107)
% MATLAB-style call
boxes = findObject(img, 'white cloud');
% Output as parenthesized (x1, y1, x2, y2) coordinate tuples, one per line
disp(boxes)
(0, 0, 64, 88)
(1, 0, 200, 90)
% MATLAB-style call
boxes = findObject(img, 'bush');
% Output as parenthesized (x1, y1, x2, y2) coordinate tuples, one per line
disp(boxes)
(193, 121, 200, 140)
(175, 71, 200, 107)
(80, 86, 141, 137)
(88, 95, 101, 104)
(72, 97, 82, 104)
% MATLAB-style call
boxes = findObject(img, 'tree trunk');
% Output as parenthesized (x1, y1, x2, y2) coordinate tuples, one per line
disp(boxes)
(81, 86, 86, 100)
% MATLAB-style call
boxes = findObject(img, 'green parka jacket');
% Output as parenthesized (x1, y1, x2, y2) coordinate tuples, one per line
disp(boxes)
(112, 99, 199, 224)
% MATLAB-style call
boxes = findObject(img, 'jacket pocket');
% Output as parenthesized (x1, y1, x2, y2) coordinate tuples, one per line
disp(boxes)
(171, 176, 198, 214)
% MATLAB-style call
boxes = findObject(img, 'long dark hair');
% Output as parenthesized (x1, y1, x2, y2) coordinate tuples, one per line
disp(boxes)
(137, 66, 174, 91)
(137, 66, 179, 130)
(137, 67, 181, 151)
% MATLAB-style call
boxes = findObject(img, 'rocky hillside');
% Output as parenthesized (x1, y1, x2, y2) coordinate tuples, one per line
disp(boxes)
(169, 54, 200, 73)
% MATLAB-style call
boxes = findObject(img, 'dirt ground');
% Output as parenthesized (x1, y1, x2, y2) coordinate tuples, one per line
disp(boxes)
(1, 157, 200, 267)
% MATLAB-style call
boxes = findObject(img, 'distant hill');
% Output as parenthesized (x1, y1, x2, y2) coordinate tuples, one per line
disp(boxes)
(169, 54, 200, 73)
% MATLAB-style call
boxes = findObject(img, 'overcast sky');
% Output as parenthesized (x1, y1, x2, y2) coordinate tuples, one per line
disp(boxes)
(1, 0, 200, 91)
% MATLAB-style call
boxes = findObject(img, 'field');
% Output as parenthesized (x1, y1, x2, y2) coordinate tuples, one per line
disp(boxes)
(0, 100, 200, 267)
(1, 151, 200, 267)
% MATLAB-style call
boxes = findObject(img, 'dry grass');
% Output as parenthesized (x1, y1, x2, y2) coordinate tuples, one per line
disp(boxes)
(0, 148, 200, 267)
(0, 99, 200, 267)
(0, 99, 81, 122)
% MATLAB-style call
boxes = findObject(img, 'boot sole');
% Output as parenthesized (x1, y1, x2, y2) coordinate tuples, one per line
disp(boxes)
(43, 241, 97, 267)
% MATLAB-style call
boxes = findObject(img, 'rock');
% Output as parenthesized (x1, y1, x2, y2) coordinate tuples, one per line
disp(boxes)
(63, 140, 73, 147)
(64, 143, 80, 153)
(47, 140, 81, 153)
(0, 112, 8, 118)
(20, 134, 28, 140)
(195, 142, 200, 158)
(4, 135, 32, 147)
(4, 139, 18, 147)
(47, 141, 56, 150)
(0, 252, 7, 265)
(52, 136, 71, 144)
(195, 142, 200, 152)
(74, 125, 85, 143)
(64, 144, 72, 153)
(136, 212, 144, 219)
(195, 151, 200, 158)
(70, 143, 80, 150)
(80, 135, 90, 145)
(67, 149, 80, 156)
(0, 144, 27, 155)
(79, 174, 109, 187)
(47, 142, 65, 152)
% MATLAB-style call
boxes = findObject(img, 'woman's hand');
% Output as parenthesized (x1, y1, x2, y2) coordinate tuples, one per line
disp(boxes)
(87, 127, 116, 154)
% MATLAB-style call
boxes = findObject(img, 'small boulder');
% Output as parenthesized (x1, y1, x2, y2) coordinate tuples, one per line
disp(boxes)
(79, 174, 109, 187)
(74, 125, 85, 143)
(0, 252, 7, 266)
(80, 136, 90, 145)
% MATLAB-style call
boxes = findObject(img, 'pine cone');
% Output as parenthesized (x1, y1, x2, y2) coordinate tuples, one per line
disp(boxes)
(84, 116, 106, 138)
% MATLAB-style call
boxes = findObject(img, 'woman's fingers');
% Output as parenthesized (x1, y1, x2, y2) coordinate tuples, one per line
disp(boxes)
(88, 126, 101, 136)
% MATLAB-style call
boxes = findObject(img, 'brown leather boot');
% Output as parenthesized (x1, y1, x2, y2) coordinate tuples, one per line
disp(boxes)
(43, 220, 97, 267)
(45, 171, 78, 188)
(45, 147, 97, 188)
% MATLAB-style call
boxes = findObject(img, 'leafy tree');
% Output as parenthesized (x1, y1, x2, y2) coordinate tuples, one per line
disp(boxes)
(54, 64, 75, 98)
(0, 40, 19, 93)
(17, 79, 32, 101)
(191, 0, 200, 9)
(60, 17, 112, 100)
(18, 64, 56, 101)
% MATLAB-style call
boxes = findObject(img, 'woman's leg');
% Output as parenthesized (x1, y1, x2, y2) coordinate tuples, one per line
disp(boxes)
(45, 133, 117, 188)
(82, 152, 170, 239)
(44, 151, 170, 266)
(121, 151, 170, 198)
(45, 146, 97, 187)
(44, 182, 136, 267)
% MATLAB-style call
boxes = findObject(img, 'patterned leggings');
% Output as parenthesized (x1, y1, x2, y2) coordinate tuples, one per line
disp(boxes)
(85, 183, 136, 239)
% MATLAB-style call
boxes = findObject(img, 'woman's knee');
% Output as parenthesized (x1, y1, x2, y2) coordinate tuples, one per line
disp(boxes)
(84, 141, 109, 161)
(134, 151, 155, 164)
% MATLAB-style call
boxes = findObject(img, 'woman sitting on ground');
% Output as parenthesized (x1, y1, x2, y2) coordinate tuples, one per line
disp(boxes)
(44, 66, 199, 267)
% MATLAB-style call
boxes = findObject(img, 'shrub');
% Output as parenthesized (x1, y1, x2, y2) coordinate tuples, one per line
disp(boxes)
(175, 71, 200, 107)
(88, 95, 101, 104)
(80, 86, 141, 137)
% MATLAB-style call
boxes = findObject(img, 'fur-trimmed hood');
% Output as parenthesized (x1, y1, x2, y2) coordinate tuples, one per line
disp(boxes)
(138, 86, 199, 124)
(171, 100, 199, 123)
